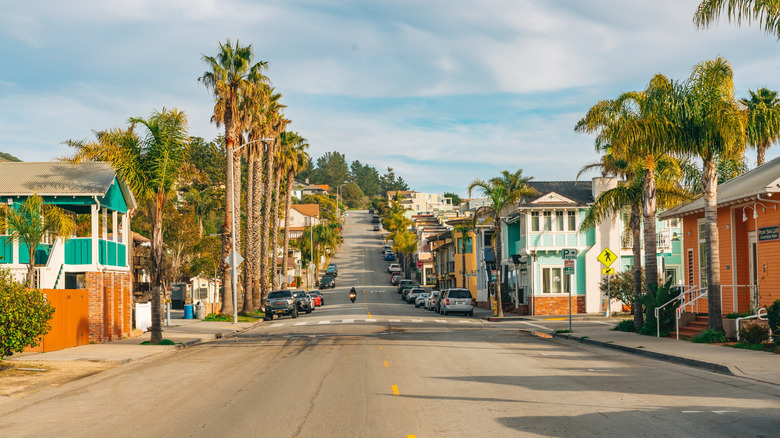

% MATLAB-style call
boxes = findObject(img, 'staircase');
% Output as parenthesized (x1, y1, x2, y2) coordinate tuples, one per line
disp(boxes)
(672, 314, 709, 339)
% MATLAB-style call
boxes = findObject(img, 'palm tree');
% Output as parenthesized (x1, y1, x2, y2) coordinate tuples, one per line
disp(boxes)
(468, 170, 537, 317)
(678, 57, 747, 331)
(279, 132, 309, 285)
(67, 108, 189, 344)
(694, 1, 780, 37)
(184, 187, 218, 238)
(199, 39, 268, 317)
(741, 87, 780, 166)
(577, 75, 684, 293)
(2, 194, 76, 288)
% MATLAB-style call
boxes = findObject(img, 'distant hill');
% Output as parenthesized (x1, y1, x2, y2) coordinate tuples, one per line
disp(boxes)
(0, 152, 22, 162)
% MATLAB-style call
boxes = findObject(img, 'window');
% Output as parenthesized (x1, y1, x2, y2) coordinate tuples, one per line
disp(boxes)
(531, 212, 540, 231)
(698, 221, 708, 288)
(568, 211, 576, 231)
(543, 211, 552, 231)
(554, 210, 564, 231)
(541, 267, 571, 294)
(456, 237, 472, 253)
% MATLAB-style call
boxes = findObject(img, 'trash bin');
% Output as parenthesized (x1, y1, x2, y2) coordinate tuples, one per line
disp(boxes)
(183, 304, 194, 319)
(194, 303, 205, 319)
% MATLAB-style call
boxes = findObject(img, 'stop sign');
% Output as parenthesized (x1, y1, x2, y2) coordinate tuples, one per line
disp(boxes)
(416, 260, 423, 269)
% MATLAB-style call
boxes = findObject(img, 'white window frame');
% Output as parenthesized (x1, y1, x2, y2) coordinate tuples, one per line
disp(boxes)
(541, 266, 571, 294)
(531, 211, 540, 232)
(554, 210, 564, 231)
(543, 211, 552, 231)
(567, 210, 577, 231)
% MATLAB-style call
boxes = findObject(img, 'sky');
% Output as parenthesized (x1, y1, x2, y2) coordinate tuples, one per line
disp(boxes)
(2, 0, 780, 196)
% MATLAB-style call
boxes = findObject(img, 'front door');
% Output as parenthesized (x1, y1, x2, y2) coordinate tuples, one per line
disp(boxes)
(748, 231, 758, 312)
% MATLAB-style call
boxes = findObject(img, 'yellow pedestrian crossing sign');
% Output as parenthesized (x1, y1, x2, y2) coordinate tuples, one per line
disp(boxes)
(602, 267, 615, 275)
(597, 248, 617, 268)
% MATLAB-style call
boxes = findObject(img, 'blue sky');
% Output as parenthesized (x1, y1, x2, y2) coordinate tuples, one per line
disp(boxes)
(2, 0, 779, 196)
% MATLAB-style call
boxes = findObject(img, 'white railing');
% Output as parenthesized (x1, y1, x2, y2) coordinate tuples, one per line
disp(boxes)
(674, 287, 709, 339)
(622, 229, 672, 250)
(720, 284, 759, 314)
(655, 285, 704, 338)
(735, 308, 771, 343)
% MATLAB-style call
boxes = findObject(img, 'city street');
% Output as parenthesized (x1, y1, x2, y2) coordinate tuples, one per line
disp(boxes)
(1, 211, 778, 437)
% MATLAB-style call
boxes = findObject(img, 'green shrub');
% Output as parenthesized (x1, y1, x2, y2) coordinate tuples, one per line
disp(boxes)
(766, 299, 780, 346)
(612, 319, 636, 332)
(637, 321, 669, 337)
(738, 322, 769, 345)
(725, 312, 751, 319)
(641, 278, 678, 335)
(0, 269, 55, 361)
(692, 328, 726, 344)
(732, 342, 766, 351)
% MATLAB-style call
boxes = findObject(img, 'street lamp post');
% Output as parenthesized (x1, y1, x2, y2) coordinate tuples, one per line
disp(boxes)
(228, 137, 273, 324)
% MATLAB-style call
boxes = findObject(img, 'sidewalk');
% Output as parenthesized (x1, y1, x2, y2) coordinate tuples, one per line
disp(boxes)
(8, 310, 262, 365)
(548, 325, 780, 387)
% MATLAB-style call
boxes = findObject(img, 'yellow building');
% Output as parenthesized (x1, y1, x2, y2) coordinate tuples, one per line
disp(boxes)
(429, 218, 479, 299)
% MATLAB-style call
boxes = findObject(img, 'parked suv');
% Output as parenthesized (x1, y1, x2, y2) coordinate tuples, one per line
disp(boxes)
(265, 290, 298, 320)
(400, 283, 419, 301)
(397, 279, 413, 294)
(293, 290, 314, 314)
(438, 288, 475, 316)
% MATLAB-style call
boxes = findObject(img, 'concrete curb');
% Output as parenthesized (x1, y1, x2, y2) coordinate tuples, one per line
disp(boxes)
(551, 332, 734, 376)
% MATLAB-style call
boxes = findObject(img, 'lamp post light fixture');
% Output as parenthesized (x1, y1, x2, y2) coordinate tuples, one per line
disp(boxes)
(227, 137, 273, 324)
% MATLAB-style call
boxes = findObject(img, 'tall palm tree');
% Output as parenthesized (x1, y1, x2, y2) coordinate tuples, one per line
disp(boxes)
(2, 194, 76, 288)
(468, 169, 537, 318)
(741, 87, 780, 166)
(199, 39, 268, 317)
(694, 0, 780, 37)
(67, 108, 189, 344)
(577, 75, 683, 293)
(678, 57, 747, 331)
(279, 132, 309, 285)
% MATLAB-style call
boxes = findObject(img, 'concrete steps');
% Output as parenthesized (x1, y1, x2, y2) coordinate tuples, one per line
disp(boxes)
(671, 315, 709, 339)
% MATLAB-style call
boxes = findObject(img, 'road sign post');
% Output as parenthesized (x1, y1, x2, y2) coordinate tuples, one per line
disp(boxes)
(416, 260, 423, 269)
(597, 248, 616, 317)
(562, 255, 576, 331)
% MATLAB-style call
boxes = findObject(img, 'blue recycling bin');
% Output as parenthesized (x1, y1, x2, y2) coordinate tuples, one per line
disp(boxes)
(183, 304, 194, 319)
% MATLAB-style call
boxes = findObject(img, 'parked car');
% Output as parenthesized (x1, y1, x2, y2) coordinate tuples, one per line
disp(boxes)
(372, 214, 380, 223)
(307, 291, 323, 306)
(407, 287, 425, 304)
(384, 252, 396, 261)
(293, 290, 314, 314)
(388, 263, 401, 273)
(319, 275, 336, 289)
(373, 225, 380, 231)
(414, 291, 430, 308)
(425, 290, 440, 310)
(264, 289, 298, 320)
(438, 288, 476, 316)
(397, 279, 412, 294)
(390, 272, 403, 285)
(401, 283, 419, 301)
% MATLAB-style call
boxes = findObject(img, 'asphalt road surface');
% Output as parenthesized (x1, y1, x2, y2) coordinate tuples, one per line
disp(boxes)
(2, 211, 779, 437)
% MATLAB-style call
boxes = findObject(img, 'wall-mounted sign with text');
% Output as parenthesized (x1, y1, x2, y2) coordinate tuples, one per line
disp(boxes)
(759, 225, 779, 242)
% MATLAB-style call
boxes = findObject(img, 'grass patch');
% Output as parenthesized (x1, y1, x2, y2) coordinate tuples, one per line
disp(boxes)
(140, 339, 176, 345)
(203, 313, 263, 323)
(732, 342, 775, 352)
(554, 329, 572, 334)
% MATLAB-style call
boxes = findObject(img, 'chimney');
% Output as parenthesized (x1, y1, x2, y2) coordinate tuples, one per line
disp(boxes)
(592, 176, 617, 198)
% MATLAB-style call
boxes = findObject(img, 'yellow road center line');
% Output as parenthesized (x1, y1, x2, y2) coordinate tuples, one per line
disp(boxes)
(383, 360, 389, 367)
(378, 346, 383, 350)
(407, 436, 417, 438)
(391, 385, 399, 395)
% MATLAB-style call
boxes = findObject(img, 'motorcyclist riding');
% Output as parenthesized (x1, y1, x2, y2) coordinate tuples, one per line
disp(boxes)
(349, 287, 357, 303)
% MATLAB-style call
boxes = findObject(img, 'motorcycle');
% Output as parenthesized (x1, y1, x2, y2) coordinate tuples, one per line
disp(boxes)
(349, 290, 357, 303)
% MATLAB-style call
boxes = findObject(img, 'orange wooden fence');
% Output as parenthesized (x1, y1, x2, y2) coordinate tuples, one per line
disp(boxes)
(24, 289, 90, 353)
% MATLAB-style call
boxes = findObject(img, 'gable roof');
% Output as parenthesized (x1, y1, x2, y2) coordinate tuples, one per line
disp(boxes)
(659, 155, 780, 219)
(525, 181, 593, 206)
(0, 162, 137, 211)
(291, 203, 319, 218)
(0, 162, 117, 196)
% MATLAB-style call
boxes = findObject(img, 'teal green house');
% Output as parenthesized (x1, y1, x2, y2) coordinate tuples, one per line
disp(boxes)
(501, 177, 683, 316)
(0, 162, 136, 289)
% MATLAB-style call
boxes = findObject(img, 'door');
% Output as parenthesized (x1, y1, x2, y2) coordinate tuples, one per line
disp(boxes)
(748, 231, 758, 312)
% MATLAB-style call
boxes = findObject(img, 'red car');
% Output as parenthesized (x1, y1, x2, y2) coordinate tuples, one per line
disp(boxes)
(390, 272, 403, 285)
(307, 291, 324, 306)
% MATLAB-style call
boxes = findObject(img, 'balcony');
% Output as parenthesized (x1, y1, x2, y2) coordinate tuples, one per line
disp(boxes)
(621, 229, 671, 250)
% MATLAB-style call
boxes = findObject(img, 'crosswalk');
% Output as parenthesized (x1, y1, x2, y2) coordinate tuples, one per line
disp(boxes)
(268, 318, 478, 328)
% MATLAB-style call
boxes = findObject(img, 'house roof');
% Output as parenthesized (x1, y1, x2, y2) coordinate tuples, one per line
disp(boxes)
(659, 156, 780, 219)
(316, 184, 329, 192)
(525, 181, 593, 206)
(0, 162, 117, 196)
(0, 161, 138, 211)
(291, 204, 319, 218)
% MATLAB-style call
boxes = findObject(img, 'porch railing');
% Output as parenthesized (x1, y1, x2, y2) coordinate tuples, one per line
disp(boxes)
(655, 285, 704, 338)
(735, 308, 771, 343)
(674, 287, 709, 340)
